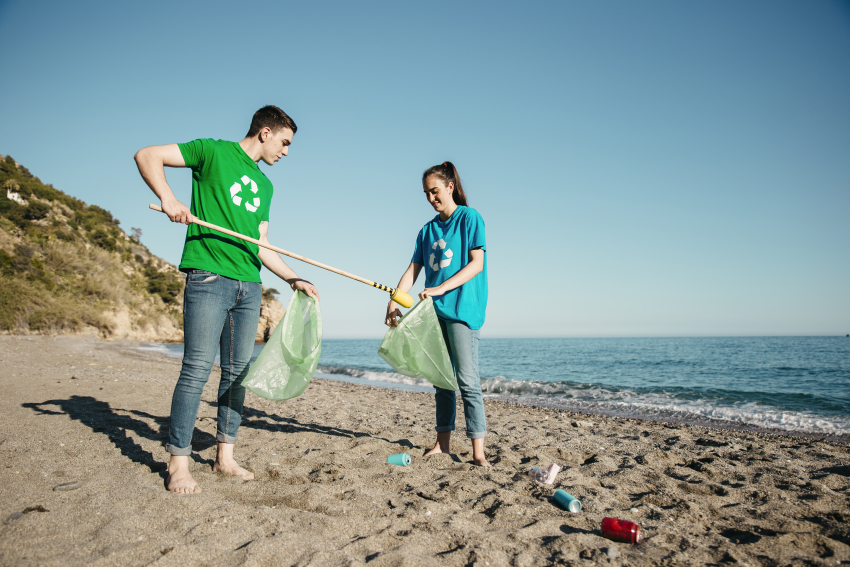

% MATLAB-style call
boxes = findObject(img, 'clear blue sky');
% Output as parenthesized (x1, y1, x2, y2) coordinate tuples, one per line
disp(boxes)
(1, 1, 848, 338)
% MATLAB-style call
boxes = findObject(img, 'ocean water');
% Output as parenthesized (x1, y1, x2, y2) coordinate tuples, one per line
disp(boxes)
(140, 336, 850, 439)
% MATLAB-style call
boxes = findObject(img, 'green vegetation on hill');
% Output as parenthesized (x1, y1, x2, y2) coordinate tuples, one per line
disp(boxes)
(0, 154, 184, 335)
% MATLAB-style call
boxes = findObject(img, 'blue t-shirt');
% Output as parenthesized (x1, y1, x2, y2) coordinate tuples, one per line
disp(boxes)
(411, 206, 488, 330)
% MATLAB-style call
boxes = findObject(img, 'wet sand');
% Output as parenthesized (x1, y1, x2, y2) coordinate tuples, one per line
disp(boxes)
(0, 335, 848, 566)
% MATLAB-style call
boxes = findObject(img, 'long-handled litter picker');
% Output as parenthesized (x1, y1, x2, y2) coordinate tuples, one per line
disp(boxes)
(149, 204, 415, 308)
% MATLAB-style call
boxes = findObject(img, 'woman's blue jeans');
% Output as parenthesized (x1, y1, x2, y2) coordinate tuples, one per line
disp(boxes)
(165, 270, 262, 456)
(435, 319, 486, 439)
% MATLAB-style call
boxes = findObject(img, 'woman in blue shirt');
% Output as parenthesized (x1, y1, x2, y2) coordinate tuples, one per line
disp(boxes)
(385, 162, 489, 466)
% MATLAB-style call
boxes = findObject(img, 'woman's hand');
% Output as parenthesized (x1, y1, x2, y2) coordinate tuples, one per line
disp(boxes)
(418, 286, 446, 300)
(385, 303, 402, 327)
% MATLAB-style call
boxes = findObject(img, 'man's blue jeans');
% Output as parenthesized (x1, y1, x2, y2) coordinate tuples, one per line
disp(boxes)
(165, 270, 262, 456)
(434, 319, 486, 439)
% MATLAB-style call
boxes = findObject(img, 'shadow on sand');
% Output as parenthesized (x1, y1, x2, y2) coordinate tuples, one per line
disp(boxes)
(23, 396, 427, 476)
(224, 402, 419, 451)
(22, 396, 216, 477)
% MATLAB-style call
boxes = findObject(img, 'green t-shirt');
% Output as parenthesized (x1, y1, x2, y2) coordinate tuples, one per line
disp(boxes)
(177, 139, 273, 282)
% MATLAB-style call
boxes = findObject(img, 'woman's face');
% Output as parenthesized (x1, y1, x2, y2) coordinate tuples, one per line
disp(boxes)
(423, 175, 455, 215)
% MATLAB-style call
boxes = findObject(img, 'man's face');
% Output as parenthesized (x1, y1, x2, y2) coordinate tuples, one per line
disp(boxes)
(260, 127, 294, 165)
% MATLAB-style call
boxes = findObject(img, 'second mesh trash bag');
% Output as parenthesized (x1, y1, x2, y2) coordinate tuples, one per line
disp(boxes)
(378, 298, 458, 391)
(243, 290, 322, 401)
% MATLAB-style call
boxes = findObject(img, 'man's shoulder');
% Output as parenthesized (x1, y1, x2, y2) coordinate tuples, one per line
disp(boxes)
(181, 138, 238, 151)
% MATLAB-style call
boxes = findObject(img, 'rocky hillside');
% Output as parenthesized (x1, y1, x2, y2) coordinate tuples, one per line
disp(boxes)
(0, 154, 284, 342)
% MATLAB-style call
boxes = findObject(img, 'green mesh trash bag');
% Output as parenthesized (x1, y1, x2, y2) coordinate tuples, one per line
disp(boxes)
(244, 290, 322, 400)
(378, 298, 458, 391)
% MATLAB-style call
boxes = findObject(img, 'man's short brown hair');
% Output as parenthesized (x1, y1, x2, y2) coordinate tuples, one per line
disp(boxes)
(246, 105, 297, 137)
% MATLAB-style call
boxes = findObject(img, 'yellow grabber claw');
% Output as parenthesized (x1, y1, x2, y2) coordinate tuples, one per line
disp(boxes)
(149, 204, 416, 308)
(390, 289, 415, 308)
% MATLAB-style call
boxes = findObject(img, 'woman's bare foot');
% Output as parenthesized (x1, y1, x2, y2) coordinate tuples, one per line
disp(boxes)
(471, 438, 490, 467)
(213, 442, 254, 481)
(212, 460, 254, 480)
(424, 431, 452, 456)
(167, 455, 201, 494)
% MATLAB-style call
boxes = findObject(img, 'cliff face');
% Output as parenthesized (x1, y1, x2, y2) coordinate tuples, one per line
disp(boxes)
(256, 296, 286, 342)
(0, 154, 285, 343)
(99, 290, 285, 343)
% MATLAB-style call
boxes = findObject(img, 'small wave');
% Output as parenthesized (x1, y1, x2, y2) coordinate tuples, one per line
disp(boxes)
(136, 343, 181, 357)
(480, 376, 850, 436)
(317, 365, 433, 389)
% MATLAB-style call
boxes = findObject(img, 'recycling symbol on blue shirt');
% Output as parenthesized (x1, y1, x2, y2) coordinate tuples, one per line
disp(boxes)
(230, 175, 260, 213)
(429, 239, 453, 271)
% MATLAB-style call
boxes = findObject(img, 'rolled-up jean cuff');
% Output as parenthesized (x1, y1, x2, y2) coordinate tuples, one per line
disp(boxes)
(217, 431, 238, 444)
(435, 425, 455, 433)
(466, 431, 486, 440)
(165, 443, 192, 456)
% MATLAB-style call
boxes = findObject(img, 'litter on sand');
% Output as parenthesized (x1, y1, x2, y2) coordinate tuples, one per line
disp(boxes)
(553, 489, 582, 513)
(387, 453, 411, 466)
(601, 517, 642, 543)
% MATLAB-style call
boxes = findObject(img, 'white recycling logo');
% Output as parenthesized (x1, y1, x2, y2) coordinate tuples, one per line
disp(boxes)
(230, 175, 261, 213)
(429, 239, 453, 271)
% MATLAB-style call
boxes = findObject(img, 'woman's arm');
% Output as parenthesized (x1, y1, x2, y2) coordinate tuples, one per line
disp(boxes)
(385, 262, 422, 326)
(418, 247, 484, 300)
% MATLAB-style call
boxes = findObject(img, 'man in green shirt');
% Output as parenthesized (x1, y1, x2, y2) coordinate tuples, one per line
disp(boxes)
(135, 106, 318, 494)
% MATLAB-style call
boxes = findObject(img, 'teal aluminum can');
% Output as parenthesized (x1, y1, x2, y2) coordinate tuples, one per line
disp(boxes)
(387, 453, 411, 466)
(554, 489, 582, 513)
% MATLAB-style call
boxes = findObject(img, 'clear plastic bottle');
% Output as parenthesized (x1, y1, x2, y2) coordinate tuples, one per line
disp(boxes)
(528, 463, 561, 484)
(528, 467, 549, 482)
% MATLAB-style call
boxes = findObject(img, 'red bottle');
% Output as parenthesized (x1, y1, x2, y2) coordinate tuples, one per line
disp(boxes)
(601, 517, 642, 543)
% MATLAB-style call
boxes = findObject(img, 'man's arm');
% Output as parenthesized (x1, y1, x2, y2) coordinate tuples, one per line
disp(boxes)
(134, 144, 194, 225)
(257, 221, 320, 300)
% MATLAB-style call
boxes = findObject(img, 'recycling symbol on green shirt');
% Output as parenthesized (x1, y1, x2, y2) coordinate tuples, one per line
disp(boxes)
(229, 175, 260, 213)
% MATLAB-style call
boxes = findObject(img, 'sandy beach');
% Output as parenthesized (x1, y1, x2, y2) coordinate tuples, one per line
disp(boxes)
(0, 335, 848, 566)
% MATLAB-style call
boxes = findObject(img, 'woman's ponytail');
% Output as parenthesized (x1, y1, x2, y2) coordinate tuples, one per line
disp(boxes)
(423, 161, 468, 206)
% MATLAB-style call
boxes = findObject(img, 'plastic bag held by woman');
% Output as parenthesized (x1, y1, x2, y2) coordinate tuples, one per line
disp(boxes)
(378, 298, 458, 391)
(243, 290, 322, 400)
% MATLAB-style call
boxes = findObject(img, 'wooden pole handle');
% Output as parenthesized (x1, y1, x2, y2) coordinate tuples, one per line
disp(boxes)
(148, 203, 377, 287)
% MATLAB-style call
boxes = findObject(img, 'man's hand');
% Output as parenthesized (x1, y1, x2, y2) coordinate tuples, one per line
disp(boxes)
(418, 285, 446, 300)
(162, 198, 195, 225)
(291, 279, 320, 301)
(385, 302, 402, 327)
(134, 144, 188, 219)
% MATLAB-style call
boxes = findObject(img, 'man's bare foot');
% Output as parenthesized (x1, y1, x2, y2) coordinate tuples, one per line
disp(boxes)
(167, 455, 201, 494)
(472, 458, 492, 468)
(424, 432, 452, 456)
(424, 444, 445, 456)
(213, 442, 254, 481)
